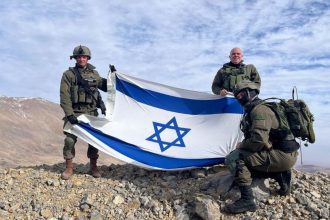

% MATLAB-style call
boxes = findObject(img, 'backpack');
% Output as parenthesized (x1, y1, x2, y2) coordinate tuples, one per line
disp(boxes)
(261, 97, 315, 144)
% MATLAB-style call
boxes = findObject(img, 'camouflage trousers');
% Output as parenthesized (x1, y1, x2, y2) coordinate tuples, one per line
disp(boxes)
(234, 149, 298, 186)
(62, 110, 99, 160)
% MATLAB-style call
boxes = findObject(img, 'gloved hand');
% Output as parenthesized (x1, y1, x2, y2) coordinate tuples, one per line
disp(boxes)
(101, 108, 106, 116)
(67, 115, 78, 125)
(110, 64, 117, 73)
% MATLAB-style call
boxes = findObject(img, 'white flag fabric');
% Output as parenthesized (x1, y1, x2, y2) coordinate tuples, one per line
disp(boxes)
(64, 72, 244, 170)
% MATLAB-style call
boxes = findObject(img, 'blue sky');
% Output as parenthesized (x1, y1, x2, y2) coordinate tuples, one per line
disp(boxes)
(0, 0, 329, 166)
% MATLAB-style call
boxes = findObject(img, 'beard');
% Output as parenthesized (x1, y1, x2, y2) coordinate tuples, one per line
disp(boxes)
(238, 90, 259, 107)
(238, 95, 249, 106)
(237, 91, 250, 106)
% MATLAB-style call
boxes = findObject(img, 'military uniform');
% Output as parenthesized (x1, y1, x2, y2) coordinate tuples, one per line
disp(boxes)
(60, 63, 107, 160)
(59, 45, 107, 180)
(224, 80, 299, 214)
(235, 99, 298, 186)
(212, 62, 261, 94)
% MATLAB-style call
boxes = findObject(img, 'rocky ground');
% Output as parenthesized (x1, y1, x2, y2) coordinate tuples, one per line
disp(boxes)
(0, 163, 329, 220)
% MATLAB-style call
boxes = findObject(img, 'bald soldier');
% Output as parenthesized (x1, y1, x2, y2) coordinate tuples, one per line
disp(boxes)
(212, 47, 261, 96)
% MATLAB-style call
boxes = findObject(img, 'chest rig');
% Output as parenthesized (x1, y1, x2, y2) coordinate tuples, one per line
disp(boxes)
(70, 67, 99, 106)
(221, 64, 253, 92)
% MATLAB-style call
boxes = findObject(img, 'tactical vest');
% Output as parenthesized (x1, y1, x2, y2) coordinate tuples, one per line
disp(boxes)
(69, 67, 100, 112)
(221, 64, 256, 92)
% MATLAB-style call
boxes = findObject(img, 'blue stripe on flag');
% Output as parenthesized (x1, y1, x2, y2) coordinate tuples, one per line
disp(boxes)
(79, 123, 225, 169)
(116, 76, 243, 115)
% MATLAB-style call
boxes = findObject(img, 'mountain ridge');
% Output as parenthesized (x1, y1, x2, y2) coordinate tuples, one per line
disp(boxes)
(0, 96, 121, 168)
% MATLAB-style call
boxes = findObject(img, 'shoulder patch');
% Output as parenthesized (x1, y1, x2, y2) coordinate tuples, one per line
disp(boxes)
(254, 115, 265, 120)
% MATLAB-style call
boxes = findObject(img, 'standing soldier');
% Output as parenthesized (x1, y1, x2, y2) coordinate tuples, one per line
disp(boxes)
(212, 47, 261, 96)
(60, 45, 107, 180)
(224, 80, 299, 214)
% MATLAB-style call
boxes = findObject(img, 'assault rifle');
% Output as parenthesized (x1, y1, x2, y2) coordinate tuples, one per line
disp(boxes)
(71, 67, 106, 115)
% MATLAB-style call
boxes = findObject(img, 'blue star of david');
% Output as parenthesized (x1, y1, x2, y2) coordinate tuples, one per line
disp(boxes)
(146, 117, 191, 152)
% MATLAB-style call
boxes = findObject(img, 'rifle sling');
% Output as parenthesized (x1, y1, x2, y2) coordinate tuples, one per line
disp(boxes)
(71, 67, 99, 103)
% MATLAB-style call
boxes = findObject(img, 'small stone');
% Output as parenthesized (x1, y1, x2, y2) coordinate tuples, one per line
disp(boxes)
(191, 169, 206, 178)
(40, 208, 52, 218)
(53, 180, 60, 187)
(310, 191, 321, 198)
(73, 209, 81, 217)
(264, 178, 271, 188)
(288, 197, 296, 203)
(127, 200, 141, 210)
(61, 213, 70, 220)
(80, 204, 89, 211)
(73, 180, 82, 187)
(7, 178, 13, 185)
(267, 199, 275, 205)
(90, 210, 103, 220)
(0, 202, 6, 209)
(320, 207, 329, 219)
(140, 196, 150, 206)
(113, 195, 125, 205)
(46, 179, 53, 186)
(80, 194, 94, 206)
(8, 203, 20, 213)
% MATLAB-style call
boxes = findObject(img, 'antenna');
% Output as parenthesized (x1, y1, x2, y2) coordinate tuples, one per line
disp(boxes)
(292, 86, 298, 100)
(292, 86, 303, 165)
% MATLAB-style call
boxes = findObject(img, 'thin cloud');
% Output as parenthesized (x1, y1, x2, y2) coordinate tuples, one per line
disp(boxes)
(0, 0, 329, 165)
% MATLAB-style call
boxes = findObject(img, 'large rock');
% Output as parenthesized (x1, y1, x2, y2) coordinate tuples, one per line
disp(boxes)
(194, 195, 222, 220)
(205, 172, 272, 202)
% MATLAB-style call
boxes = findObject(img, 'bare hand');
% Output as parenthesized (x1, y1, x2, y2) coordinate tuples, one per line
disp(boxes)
(220, 89, 228, 96)
(236, 142, 242, 149)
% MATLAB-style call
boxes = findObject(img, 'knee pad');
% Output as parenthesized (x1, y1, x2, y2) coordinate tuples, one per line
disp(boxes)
(64, 136, 76, 147)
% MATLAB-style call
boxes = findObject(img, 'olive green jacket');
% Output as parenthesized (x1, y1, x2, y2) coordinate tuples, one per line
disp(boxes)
(60, 63, 106, 117)
(240, 101, 279, 152)
(212, 62, 261, 94)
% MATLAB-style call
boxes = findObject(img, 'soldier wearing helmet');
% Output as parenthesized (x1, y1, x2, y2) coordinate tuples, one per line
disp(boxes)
(212, 47, 261, 96)
(70, 45, 91, 60)
(223, 80, 299, 214)
(60, 45, 108, 180)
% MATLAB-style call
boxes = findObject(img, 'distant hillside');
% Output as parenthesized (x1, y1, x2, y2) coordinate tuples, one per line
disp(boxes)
(295, 164, 330, 174)
(0, 96, 121, 168)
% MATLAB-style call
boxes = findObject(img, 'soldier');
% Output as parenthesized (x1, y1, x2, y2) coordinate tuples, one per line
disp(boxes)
(224, 80, 299, 214)
(212, 47, 261, 96)
(60, 45, 107, 180)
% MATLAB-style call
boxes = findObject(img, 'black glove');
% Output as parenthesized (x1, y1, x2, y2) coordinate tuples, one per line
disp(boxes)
(101, 108, 106, 116)
(67, 115, 78, 125)
(101, 78, 107, 92)
(99, 100, 106, 116)
(110, 64, 117, 73)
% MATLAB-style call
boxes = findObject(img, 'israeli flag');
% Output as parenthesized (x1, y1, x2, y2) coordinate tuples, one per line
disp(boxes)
(64, 72, 244, 170)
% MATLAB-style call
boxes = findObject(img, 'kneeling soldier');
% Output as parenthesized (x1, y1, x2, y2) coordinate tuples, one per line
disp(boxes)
(224, 80, 299, 214)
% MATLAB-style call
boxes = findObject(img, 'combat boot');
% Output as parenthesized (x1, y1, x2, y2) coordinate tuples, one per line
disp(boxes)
(61, 159, 73, 180)
(90, 158, 101, 178)
(274, 170, 292, 196)
(224, 185, 257, 214)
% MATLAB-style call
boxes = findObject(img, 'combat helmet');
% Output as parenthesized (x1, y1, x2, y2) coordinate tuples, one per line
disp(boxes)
(233, 80, 260, 97)
(70, 45, 91, 60)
